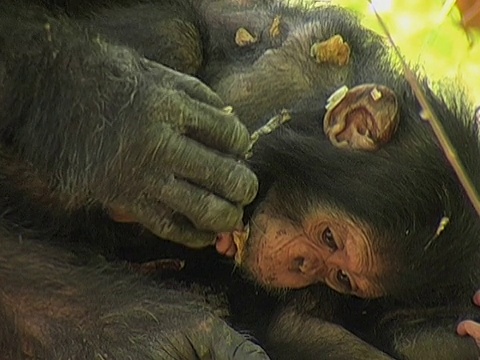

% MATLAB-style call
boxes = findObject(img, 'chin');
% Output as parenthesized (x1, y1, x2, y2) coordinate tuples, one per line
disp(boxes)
(239, 266, 291, 295)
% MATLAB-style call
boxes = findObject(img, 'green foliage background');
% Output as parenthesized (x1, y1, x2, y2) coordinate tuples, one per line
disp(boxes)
(309, 0, 480, 104)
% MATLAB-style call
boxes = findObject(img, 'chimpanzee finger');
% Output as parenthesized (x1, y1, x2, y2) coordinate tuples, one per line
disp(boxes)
(174, 74, 227, 109)
(473, 290, 480, 306)
(130, 198, 217, 248)
(137, 203, 216, 249)
(457, 320, 480, 343)
(144, 59, 226, 109)
(173, 92, 252, 156)
(153, 176, 243, 232)
(154, 127, 258, 205)
(148, 220, 215, 248)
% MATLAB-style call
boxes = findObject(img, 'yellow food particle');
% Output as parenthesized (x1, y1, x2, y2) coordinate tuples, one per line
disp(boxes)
(310, 34, 351, 66)
(235, 27, 257, 47)
(269, 16, 282, 38)
(233, 225, 250, 265)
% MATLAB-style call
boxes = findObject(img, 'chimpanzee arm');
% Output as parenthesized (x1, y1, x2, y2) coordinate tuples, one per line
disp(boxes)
(77, 1, 205, 75)
(376, 306, 480, 360)
(0, 230, 269, 359)
(256, 290, 393, 360)
(0, 1, 257, 247)
(265, 307, 394, 360)
(265, 291, 480, 360)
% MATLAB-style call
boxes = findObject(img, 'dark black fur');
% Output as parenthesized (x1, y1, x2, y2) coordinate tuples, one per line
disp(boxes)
(1, 0, 480, 359)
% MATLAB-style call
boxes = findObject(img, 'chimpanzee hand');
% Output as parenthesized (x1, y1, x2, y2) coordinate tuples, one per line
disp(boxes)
(457, 290, 480, 347)
(96, 59, 258, 247)
(6, 30, 258, 248)
(92, 298, 270, 360)
(136, 311, 270, 360)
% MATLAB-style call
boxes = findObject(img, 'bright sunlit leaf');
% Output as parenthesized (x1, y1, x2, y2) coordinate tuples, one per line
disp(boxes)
(325, 0, 480, 104)
(369, 0, 393, 14)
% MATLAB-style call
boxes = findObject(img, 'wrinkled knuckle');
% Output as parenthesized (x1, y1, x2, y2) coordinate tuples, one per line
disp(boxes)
(182, 76, 212, 97)
(217, 206, 243, 230)
(145, 88, 185, 124)
(229, 165, 259, 205)
(228, 119, 251, 154)
(196, 197, 241, 231)
(149, 216, 177, 239)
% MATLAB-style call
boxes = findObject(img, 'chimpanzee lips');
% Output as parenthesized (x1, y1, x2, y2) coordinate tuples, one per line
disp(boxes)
(215, 225, 250, 265)
(216, 224, 250, 261)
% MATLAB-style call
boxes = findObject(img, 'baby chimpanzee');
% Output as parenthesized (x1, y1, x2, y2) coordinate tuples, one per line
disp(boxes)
(1, 0, 479, 359)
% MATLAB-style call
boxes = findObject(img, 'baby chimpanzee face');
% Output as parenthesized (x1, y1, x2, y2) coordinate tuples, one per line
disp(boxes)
(243, 209, 381, 297)
(228, 191, 386, 299)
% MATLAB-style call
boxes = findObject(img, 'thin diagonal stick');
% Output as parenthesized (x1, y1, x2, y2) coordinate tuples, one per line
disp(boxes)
(369, 0, 480, 218)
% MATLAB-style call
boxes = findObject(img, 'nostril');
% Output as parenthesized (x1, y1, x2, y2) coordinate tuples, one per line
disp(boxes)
(294, 257, 306, 273)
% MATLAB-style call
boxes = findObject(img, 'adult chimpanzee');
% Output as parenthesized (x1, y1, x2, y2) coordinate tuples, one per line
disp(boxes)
(1, 0, 480, 359)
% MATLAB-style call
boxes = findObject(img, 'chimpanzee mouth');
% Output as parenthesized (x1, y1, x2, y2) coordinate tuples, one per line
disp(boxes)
(216, 225, 250, 264)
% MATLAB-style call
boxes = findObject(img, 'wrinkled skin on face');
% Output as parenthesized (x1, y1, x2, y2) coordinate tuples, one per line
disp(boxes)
(245, 208, 382, 297)
(217, 196, 385, 298)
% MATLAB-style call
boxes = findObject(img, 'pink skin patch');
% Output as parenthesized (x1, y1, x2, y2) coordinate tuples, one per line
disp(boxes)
(216, 233, 237, 257)
(108, 208, 137, 223)
(474, 291, 480, 306)
(456, 290, 480, 344)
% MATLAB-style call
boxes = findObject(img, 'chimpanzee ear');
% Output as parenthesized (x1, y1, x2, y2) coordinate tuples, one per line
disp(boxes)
(323, 84, 399, 151)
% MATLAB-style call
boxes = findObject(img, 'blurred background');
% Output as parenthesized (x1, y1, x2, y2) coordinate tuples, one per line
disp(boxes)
(304, 0, 480, 105)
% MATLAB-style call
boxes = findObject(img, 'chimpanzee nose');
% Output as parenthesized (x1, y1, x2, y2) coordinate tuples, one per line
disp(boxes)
(294, 256, 316, 275)
(294, 257, 305, 272)
(292, 254, 324, 280)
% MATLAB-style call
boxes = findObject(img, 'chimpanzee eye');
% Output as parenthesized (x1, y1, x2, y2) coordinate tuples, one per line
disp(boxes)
(322, 227, 338, 251)
(336, 270, 352, 292)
